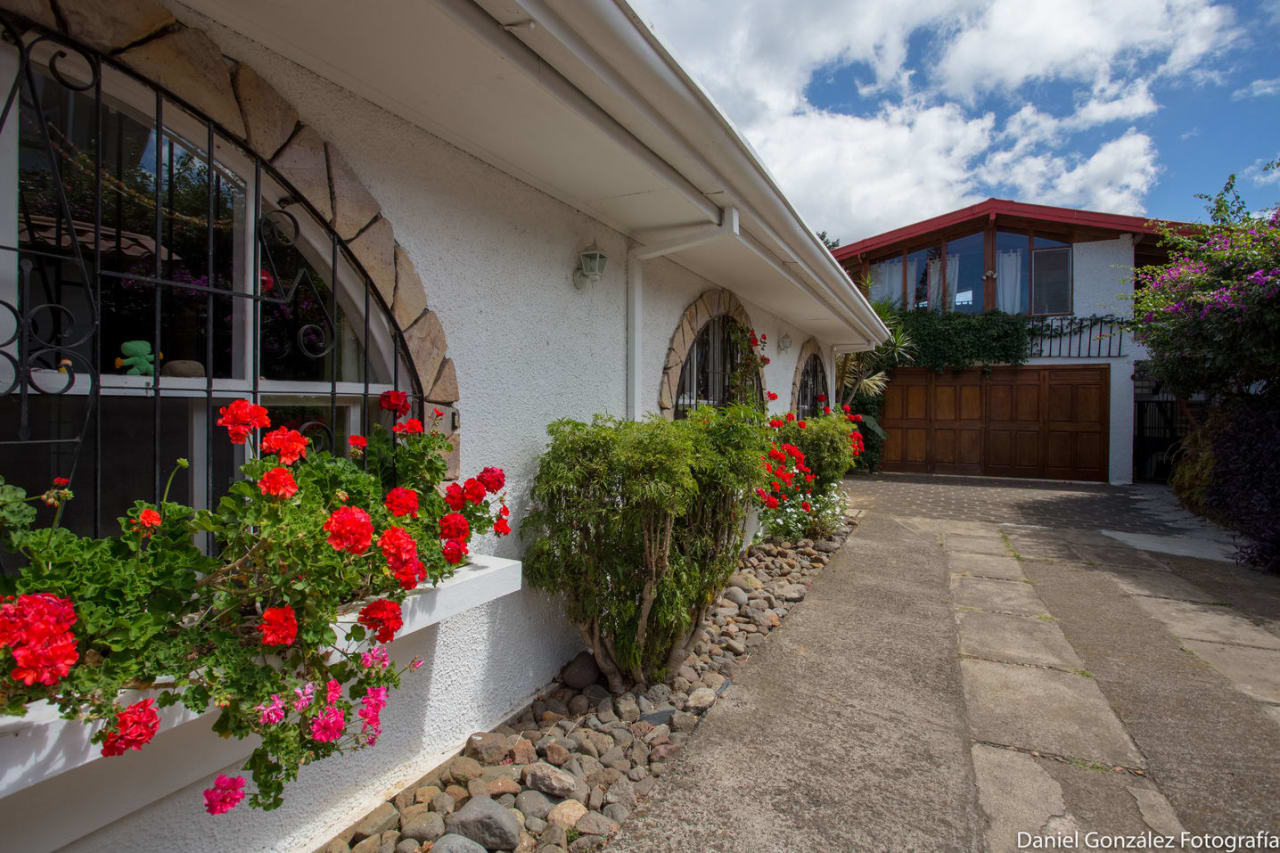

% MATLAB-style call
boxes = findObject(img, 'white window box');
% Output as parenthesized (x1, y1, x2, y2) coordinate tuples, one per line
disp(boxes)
(0, 554, 522, 802)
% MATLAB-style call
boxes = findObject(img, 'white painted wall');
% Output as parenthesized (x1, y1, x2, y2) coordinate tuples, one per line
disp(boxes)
(0, 8, 837, 853)
(1028, 236, 1142, 484)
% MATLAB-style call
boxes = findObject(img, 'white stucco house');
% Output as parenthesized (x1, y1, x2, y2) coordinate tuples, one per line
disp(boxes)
(0, 1, 886, 850)
(834, 199, 1174, 485)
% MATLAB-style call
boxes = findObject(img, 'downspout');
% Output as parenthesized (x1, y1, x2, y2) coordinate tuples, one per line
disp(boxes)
(626, 208, 739, 419)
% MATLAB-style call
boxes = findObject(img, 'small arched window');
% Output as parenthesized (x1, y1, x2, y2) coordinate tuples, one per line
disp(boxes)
(0, 30, 419, 538)
(795, 353, 829, 418)
(673, 315, 758, 419)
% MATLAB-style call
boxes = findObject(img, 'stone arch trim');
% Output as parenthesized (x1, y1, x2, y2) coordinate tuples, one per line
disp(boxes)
(658, 288, 757, 419)
(0, 0, 462, 473)
(789, 337, 826, 412)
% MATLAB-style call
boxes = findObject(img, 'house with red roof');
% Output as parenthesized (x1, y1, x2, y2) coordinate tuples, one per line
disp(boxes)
(833, 199, 1179, 485)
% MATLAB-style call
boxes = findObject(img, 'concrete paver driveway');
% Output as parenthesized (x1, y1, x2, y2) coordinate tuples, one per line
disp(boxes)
(608, 474, 1280, 852)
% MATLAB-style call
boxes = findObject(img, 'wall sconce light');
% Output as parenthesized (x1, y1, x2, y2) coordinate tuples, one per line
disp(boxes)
(777, 334, 793, 353)
(573, 243, 608, 289)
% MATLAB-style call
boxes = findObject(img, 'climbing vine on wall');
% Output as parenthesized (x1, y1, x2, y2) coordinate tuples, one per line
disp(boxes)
(892, 310, 1029, 372)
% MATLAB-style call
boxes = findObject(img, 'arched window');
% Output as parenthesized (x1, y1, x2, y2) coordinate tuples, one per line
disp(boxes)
(673, 315, 758, 419)
(0, 29, 420, 538)
(795, 353, 828, 418)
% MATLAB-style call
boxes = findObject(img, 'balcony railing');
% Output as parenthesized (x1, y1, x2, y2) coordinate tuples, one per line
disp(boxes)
(1026, 314, 1126, 358)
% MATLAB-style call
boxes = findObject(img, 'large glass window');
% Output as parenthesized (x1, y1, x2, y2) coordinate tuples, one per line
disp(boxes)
(944, 232, 984, 314)
(0, 35, 419, 538)
(1032, 236, 1071, 315)
(867, 257, 902, 308)
(906, 246, 939, 311)
(995, 231, 1031, 314)
(673, 315, 757, 419)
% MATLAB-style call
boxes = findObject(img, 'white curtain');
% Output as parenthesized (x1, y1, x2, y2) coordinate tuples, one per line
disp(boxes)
(868, 259, 902, 307)
(945, 255, 959, 311)
(905, 259, 919, 307)
(927, 258, 943, 311)
(997, 250, 1022, 314)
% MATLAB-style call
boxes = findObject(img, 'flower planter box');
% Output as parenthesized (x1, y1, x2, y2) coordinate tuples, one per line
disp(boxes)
(0, 555, 524, 853)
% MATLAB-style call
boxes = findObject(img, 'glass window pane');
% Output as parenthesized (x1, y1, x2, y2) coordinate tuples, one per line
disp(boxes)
(944, 232, 984, 314)
(906, 246, 938, 311)
(1032, 247, 1071, 314)
(995, 231, 1030, 315)
(868, 257, 902, 308)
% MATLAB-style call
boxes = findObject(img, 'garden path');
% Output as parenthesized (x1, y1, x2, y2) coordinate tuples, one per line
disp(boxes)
(607, 474, 1280, 851)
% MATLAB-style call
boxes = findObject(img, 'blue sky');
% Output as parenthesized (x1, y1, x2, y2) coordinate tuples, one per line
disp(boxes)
(629, 0, 1280, 243)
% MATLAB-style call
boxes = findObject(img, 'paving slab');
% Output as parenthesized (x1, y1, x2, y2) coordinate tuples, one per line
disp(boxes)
(951, 576, 1048, 617)
(1133, 597, 1280, 649)
(1003, 534, 1080, 561)
(1182, 640, 1280, 703)
(972, 745, 1180, 853)
(960, 658, 1143, 767)
(1071, 543, 1169, 570)
(1102, 568, 1219, 603)
(957, 610, 1081, 670)
(947, 551, 1024, 580)
(944, 533, 1010, 556)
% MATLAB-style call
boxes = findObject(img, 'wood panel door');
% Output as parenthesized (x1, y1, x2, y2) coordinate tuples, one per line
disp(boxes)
(880, 365, 1109, 481)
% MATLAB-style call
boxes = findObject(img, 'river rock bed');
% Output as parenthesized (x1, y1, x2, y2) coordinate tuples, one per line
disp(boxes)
(316, 512, 861, 853)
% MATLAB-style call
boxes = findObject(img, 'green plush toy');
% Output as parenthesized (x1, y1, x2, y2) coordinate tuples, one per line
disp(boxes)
(114, 340, 159, 376)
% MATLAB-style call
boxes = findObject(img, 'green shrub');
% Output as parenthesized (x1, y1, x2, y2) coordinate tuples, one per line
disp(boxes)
(522, 405, 767, 689)
(894, 309, 1029, 372)
(772, 412, 858, 486)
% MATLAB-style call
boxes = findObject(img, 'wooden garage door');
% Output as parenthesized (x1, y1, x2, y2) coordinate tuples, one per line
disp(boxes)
(880, 365, 1109, 481)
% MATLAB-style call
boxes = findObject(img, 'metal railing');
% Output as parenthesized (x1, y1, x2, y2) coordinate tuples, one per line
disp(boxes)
(1026, 314, 1126, 359)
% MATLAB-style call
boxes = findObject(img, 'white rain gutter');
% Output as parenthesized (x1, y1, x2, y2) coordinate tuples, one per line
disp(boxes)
(626, 208, 739, 418)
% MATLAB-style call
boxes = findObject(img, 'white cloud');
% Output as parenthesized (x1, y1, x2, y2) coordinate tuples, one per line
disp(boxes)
(629, 0, 1235, 238)
(1232, 78, 1280, 99)
(1244, 155, 1280, 186)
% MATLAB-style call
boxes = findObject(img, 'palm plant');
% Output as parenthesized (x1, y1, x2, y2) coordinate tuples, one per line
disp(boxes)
(836, 301, 915, 407)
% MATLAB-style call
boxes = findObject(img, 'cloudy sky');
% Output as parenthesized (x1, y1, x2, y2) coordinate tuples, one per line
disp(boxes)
(627, 0, 1280, 244)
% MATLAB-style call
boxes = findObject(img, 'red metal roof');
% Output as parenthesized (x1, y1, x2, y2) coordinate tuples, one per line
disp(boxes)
(831, 198, 1170, 261)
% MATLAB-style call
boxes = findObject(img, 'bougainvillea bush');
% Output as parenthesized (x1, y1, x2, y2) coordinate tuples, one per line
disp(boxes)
(0, 392, 508, 813)
(1130, 173, 1280, 570)
(522, 405, 768, 691)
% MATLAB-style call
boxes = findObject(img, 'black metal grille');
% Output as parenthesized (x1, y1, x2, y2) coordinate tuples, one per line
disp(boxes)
(0, 19, 422, 539)
(673, 315, 756, 419)
(795, 353, 828, 418)
(1026, 314, 1125, 358)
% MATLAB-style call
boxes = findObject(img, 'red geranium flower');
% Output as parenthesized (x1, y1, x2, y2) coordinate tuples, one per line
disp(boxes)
(379, 390, 410, 417)
(798, 420, 807, 429)
(764, 496, 779, 509)
(101, 698, 160, 757)
(438, 512, 469, 541)
(378, 527, 424, 588)
(261, 427, 308, 465)
(816, 393, 826, 402)
(760, 356, 771, 365)
(204, 774, 245, 816)
(258, 467, 298, 499)
(0, 593, 76, 649)
(477, 466, 505, 493)
(384, 487, 419, 518)
(442, 538, 468, 565)
(785, 412, 795, 422)
(842, 404, 851, 413)
(767, 391, 778, 401)
(358, 599, 403, 644)
(462, 478, 486, 505)
(499, 504, 510, 518)
(393, 418, 424, 435)
(217, 399, 269, 444)
(52, 476, 70, 487)
(444, 482, 466, 511)
(348, 434, 367, 449)
(801, 501, 812, 513)
(823, 406, 831, 415)
(258, 606, 297, 646)
(769, 419, 783, 428)
(136, 508, 162, 530)
(494, 516, 511, 537)
(324, 506, 373, 554)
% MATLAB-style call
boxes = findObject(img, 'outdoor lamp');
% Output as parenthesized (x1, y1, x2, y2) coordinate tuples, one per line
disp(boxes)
(573, 243, 608, 289)
(777, 334, 793, 352)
